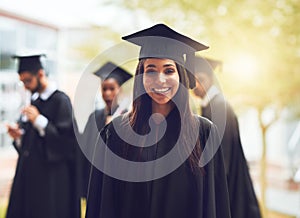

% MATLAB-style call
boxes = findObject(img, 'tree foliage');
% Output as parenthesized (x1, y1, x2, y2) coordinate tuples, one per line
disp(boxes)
(119, 0, 300, 116)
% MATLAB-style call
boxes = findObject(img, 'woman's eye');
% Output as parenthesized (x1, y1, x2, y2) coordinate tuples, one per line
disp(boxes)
(165, 68, 175, 74)
(145, 71, 158, 76)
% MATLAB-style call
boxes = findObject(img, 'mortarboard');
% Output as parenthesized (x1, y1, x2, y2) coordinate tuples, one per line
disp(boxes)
(122, 23, 209, 89)
(93, 62, 132, 86)
(12, 54, 46, 74)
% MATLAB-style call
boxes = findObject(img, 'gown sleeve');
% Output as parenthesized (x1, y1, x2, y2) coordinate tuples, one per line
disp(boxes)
(85, 123, 111, 218)
(42, 93, 75, 162)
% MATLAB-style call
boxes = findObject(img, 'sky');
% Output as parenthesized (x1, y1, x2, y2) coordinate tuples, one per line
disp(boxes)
(0, 0, 94, 26)
(0, 0, 151, 32)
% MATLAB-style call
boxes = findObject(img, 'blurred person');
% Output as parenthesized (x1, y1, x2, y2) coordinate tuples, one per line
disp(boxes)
(75, 62, 132, 212)
(6, 54, 79, 218)
(193, 56, 261, 218)
(86, 24, 231, 218)
(83, 62, 133, 144)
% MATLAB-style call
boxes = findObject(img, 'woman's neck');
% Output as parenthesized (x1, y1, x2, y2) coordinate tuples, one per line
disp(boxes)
(152, 101, 174, 118)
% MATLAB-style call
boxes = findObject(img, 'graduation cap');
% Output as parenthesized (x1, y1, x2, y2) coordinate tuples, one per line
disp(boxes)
(12, 54, 46, 74)
(122, 23, 209, 89)
(194, 56, 222, 77)
(93, 62, 132, 86)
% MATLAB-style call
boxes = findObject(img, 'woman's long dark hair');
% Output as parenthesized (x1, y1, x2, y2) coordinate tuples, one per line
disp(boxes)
(125, 58, 202, 171)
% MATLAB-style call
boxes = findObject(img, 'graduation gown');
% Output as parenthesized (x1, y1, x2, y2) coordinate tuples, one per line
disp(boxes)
(201, 93, 261, 218)
(86, 108, 232, 218)
(77, 106, 126, 199)
(6, 90, 78, 218)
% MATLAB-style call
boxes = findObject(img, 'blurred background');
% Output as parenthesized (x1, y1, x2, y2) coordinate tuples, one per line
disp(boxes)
(0, 0, 299, 217)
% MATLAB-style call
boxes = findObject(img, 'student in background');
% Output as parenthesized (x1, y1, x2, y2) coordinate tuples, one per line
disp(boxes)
(76, 62, 132, 215)
(6, 54, 78, 218)
(193, 56, 261, 218)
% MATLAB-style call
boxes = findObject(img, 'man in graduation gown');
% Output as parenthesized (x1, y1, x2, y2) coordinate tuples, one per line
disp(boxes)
(6, 54, 79, 218)
(193, 56, 261, 218)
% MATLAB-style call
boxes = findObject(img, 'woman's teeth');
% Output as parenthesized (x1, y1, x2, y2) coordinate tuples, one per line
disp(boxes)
(152, 87, 171, 93)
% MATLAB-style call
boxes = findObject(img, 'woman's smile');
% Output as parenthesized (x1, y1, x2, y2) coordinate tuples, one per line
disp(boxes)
(151, 87, 171, 94)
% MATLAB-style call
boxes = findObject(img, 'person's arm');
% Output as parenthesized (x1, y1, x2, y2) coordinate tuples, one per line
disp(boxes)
(6, 123, 23, 154)
(33, 114, 48, 136)
(86, 125, 110, 218)
(23, 105, 48, 137)
(32, 93, 76, 162)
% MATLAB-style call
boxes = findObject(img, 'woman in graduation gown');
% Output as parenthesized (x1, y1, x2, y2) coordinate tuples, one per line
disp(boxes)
(86, 24, 232, 218)
(77, 62, 132, 199)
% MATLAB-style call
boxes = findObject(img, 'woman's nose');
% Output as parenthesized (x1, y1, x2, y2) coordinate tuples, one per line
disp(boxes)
(158, 73, 166, 83)
(103, 90, 111, 97)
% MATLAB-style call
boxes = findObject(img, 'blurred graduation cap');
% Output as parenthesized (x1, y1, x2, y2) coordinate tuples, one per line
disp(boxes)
(12, 54, 46, 74)
(122, 23, 209, 89)
(93, 62, 132, 86)
(194, 56, 222, 77)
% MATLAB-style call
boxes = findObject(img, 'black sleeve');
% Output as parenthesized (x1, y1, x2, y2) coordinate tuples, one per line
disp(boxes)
(12, 140, 21, 154)
(43, 93, 76, 162)
(12, 119, 31, 155)
(86, 122, 122, 218)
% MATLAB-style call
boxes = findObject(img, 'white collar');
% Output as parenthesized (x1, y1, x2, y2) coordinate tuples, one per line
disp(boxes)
(31, 83, 57, 101)
(201, 85, 220, 107)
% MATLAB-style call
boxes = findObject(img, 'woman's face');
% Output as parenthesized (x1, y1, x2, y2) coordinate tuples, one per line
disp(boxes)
(101, 78, 120, 108)
(143, 58, 180, 105)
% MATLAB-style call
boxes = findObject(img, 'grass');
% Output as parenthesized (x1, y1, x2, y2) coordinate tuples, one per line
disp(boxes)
(0, 201, 7, 218)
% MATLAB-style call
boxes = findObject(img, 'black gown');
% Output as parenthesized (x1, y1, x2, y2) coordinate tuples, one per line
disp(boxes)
(6, 90, 78, 218)
(201, 93, 261, 218)
(86, 108, 232, 218)
(77, 106, 125, 199)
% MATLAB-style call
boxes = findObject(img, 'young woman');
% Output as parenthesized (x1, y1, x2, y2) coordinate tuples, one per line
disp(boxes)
(77, 62, 132, 199)
(86, 24, 231, 218)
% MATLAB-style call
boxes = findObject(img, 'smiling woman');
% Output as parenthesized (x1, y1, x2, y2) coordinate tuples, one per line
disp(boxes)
(86, 23, 232, 218)
(143, 58, 180, 109)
